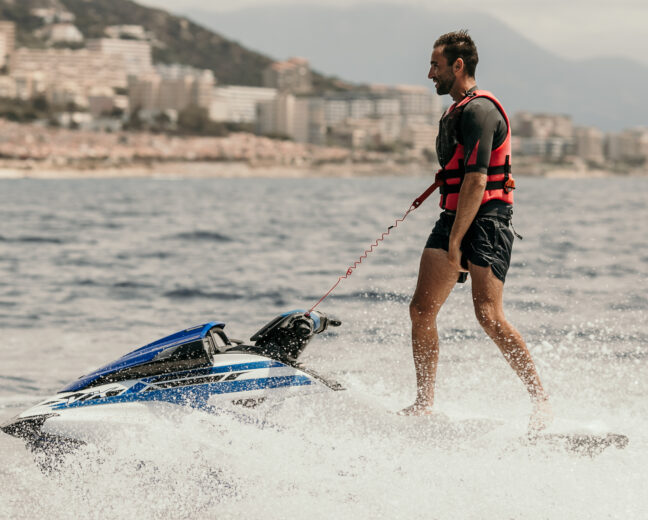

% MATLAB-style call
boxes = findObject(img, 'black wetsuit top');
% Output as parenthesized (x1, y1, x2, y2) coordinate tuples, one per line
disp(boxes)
(460, 97, 507, 175)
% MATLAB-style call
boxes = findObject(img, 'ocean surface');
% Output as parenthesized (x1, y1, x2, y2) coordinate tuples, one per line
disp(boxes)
(0, 176, 646, 519)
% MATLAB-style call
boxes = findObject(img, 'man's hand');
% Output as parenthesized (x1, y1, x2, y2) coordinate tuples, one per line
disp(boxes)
(448, 239, 468, 272)
(447, 172, 486, 273)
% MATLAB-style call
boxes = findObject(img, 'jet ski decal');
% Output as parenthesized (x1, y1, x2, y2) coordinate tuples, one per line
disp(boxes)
(37, 384, 128, 408)
(50, 375, 314, 412)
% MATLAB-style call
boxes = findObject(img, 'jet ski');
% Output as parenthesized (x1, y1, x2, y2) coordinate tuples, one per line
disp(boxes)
(1, 310, 341, 454)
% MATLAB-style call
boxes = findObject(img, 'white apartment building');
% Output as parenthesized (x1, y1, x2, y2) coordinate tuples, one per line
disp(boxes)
(257, 93, 296, 137)
(86, 38, 152, 75)
(324, 99, 349, 126)
(573, 126, 605, 164)
(513, 136, 572, 160)
(349, 98, 372, 119)
(512, 112, 573, 139)
(401, 123, 438, 154)
(293, 97, 326, 145)
(10, 48, 127, 100)
(128, 65, 214, 114)
(393, 84, 442, 124)
(374, 97, 400, 116)
(210, 86, 277, 123)
(607, 128, 648, 163)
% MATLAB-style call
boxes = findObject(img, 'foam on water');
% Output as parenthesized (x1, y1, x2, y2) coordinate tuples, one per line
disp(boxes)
(1, 177, 647, 518)
(1, 381, 644, 520)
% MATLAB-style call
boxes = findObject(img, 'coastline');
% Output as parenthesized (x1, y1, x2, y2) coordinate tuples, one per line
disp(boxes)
(0, 159, 645, 179)
(0, 121, 644, 179)
(0, 160, 429, 179)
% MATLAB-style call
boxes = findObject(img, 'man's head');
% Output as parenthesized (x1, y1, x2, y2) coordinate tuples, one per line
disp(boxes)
(428, 30, 479, 96)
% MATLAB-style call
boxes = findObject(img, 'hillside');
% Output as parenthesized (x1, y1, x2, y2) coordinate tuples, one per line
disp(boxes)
(0, 0, 352, 90)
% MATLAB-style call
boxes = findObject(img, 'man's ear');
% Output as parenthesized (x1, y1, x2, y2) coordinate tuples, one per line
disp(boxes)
(454, 57, 464, 73)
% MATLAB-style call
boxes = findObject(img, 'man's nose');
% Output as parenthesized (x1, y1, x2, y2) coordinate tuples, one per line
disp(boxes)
(428, 67, 435, 79)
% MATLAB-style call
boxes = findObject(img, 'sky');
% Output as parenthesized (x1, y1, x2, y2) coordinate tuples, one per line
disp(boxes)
(137, 0, 648, 66)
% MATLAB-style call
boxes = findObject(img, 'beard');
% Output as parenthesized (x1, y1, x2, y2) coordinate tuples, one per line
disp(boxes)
(434, 71, 456, 95)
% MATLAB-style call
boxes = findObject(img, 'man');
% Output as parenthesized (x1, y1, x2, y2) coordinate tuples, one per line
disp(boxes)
(400, 30, 552, 434)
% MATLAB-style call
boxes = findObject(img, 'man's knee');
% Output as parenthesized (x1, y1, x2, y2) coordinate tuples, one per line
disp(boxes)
(409, 295, 439, 323)
(473, 300, 502, 332)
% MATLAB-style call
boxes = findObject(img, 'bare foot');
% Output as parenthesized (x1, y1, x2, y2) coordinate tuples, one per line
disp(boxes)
(397, 402, 436, 416)
(528, 397, 553, 436)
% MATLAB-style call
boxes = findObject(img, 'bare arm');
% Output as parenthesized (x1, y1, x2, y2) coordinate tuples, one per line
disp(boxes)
(447, 172, 486, 271)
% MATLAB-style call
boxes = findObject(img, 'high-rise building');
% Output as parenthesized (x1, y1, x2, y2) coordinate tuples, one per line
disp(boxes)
(210, 86, 277, 123)
(607, 128, 648, 164)
(293, 97, 325, 145)
(86, 38, 153, 75)
(128, 65, 215, 114)
(573, 126, 604, 164)
(256, 93, 296, 137)
(10, 48, 127, 99)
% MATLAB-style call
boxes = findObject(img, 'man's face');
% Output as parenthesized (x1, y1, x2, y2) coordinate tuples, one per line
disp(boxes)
(428, 46, 456, 95)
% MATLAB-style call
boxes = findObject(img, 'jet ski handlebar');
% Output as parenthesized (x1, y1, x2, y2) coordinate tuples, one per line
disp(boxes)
(249, 310, 340, 364)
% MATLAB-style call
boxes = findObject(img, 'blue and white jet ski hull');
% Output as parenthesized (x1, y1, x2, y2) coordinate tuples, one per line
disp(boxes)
(2, 310, 342, 450)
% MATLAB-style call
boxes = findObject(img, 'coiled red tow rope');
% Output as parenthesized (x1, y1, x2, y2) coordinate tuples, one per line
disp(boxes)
(307, 181, 441, 315)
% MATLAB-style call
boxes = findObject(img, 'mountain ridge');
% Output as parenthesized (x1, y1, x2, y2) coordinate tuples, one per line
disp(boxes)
(0, 0, 352, 90)
(186, 3, 645, 131)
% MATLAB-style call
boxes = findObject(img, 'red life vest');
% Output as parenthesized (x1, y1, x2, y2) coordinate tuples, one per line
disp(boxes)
(435, 90, 515, 210)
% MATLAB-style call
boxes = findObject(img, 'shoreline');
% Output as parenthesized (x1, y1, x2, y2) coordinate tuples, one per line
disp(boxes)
(0, 160, 645, 179)
(0, 120, 645, 179)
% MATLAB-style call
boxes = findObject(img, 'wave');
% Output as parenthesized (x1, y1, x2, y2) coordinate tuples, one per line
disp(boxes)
(608, 295, 648, 311)
(113, 281, 156, 289)
(0, 235, 64, 244)
(164, 288, 245, 300)
(169, 231, 234, 242)
(507, 300, 565, 313)
(330, 290, 410, 303)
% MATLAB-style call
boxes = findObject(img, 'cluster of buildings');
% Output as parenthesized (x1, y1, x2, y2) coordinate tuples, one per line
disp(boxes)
(0, 10, 442, 157)
(0, 9, 646, 168)
(511, 112, 648, 167)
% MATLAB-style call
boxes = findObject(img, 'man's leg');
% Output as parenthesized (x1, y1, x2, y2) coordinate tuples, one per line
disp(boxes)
(400, 248, 459, 415)
(469, 262, 552, 432)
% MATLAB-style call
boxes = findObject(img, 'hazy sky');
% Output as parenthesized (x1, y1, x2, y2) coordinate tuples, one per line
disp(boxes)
(138, 0, 647, 66)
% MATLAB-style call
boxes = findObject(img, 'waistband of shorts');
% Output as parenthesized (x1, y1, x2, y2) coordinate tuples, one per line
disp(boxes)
(443, 202, 513, 220)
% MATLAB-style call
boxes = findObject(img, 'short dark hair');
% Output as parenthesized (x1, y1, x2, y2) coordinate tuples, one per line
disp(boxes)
(434, 30, 478, 77)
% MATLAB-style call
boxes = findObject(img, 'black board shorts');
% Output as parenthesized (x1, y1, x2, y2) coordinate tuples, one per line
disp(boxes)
(425, 206, 515, 283)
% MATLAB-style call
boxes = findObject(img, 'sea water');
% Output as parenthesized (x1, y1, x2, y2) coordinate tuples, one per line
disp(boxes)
(0, 176, 646, 519)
